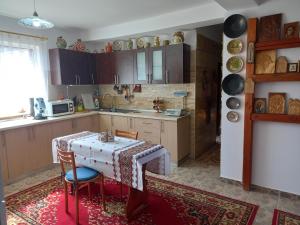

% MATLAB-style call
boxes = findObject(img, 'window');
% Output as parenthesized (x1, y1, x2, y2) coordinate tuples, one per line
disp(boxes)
(0, 33, 48, 118)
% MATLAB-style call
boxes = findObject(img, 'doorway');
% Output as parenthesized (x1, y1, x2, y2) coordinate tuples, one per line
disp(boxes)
(194, 23, 223, 164)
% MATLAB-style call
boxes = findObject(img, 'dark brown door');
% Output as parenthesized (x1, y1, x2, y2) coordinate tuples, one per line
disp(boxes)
(115, 51, 134, 84)
(148, 46, 165, 84)
(95, 53, 115, 84)
(133, 48, 149, 84)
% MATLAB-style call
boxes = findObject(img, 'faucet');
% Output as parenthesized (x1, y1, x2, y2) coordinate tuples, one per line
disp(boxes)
(102, 93, 116, 110)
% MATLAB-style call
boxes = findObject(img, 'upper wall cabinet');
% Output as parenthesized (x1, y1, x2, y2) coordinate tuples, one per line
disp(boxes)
(95, 52, 115, 84)
(165, 44, 190, 84)
(114, 51, 134, 84)
(49, 48, 96, 85)
(133, 43, 190, 84)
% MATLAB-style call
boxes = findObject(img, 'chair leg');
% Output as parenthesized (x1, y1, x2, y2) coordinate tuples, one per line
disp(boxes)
(100, 175, 106, 212)
(75, 187, 79, 225)
(64, 181, 68, 213)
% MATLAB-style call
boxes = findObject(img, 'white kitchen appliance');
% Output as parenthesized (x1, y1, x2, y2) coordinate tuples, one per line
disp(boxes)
(44, 99, 74, 117)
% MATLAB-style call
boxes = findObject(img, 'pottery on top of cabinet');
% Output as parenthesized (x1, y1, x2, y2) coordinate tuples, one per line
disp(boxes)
(56, 36, 67, 49)
(71, 39, 86, 52)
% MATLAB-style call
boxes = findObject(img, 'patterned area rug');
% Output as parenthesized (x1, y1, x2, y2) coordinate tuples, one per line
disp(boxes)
(6, 176, 258, 225)
(272, 209, 300, 225)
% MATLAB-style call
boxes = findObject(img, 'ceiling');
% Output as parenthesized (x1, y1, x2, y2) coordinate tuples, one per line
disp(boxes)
(0, 0, 214, 30)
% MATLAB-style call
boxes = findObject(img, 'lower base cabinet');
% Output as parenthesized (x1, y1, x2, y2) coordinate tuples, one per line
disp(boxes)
(1, 115, 101, 185)
(98, 114, 190, 164)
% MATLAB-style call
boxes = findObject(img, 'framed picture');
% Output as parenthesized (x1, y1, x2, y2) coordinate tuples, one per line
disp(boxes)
(283, 22, 299, 40)
(254, 98, 267, 113)
(268, 93, 286, 114)
(288, 63, 298, 72)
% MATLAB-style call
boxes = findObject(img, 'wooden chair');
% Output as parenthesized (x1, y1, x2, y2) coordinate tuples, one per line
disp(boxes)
(115, 130, 138, 140)
(115, 130, 138, 199)
(57, 149, 106, 225)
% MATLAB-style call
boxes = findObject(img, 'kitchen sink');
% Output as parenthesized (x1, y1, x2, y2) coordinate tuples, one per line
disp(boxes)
(96, 108, 140, 114)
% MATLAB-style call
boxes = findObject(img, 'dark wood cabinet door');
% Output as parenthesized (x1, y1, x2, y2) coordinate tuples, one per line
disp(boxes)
(49, 49, 94, 85)
(115, 51, 134, 84)
(57, 49, 77, 85)
(72, 51, 90, 85)
(133, 49, 149, 84)
(148, 47, 166, 84)
(165, 44, 190, 84)
(95, 53, 115, 84)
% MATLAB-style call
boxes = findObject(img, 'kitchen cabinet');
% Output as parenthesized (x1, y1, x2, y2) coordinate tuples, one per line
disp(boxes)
(50, 120, 73, 139)
(148, 47, 166, 84)
(0, 133, 8, 184)
(72, 115, 99, 133)
(161, 117, 190, 164)
(133, 49, 149, 84)
(133, 44, 190, 84)
(111, 115, 130, 134)
(99, 114, 112, 131)
(49, 48, 96, 85)
(165, 44, 190, 83)
(96, 53, 115, 84)
(114, 51, 134, 84)
(133, 118, 161, 144)
(5, 127, 34, 180)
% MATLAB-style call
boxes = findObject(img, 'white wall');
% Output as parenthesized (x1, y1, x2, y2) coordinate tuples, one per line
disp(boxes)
(221, 0, 300, 195)
(0, 15, 98, 101)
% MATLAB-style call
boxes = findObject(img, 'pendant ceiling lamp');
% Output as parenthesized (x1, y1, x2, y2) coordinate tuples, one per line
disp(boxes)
(18, 0, 54, 29)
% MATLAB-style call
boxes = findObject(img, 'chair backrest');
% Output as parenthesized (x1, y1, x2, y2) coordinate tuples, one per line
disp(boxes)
(115, 130, 138, 140)
(57, 149, 78, 182)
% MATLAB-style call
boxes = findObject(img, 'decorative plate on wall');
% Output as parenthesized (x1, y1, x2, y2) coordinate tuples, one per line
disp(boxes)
(224, 14, 247, 38)
(226, 97, 241, 109)
(226, 56, 244, 73)
(227, 111, 240, 122)
(227, 39, 243, 54)
(222, 74, 244, 96)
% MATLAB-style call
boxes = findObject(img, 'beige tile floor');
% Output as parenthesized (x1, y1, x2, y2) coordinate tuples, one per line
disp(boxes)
(4, 145, 300, 225)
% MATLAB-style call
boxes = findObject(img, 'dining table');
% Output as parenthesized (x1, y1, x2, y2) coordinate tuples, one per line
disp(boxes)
(52, 131, 171, 220)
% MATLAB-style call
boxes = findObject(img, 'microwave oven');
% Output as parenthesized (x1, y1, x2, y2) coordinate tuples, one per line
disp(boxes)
(44, 99, 74, 117)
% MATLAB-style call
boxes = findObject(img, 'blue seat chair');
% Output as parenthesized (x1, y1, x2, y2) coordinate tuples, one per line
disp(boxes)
(57, 148, 106, 225)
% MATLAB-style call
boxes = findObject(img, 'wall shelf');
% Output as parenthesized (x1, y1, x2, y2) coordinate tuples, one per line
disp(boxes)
(251, 113, 300, 124)
(250, 73, 300, 82)
(255, 38, 300, 51)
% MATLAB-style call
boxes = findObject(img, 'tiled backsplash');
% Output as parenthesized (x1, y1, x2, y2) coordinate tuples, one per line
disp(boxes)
(99, 83, 195, 111)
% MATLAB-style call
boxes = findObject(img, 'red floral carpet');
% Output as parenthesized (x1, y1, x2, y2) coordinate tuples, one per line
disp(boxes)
(272, 209, 300, 225)
(6, 176, 258, 225)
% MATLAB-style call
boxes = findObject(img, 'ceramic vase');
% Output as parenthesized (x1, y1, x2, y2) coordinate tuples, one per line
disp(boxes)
(56, 36, 67, 49)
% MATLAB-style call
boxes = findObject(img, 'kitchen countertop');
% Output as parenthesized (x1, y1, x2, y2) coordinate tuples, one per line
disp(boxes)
(0, 110, 189, 132)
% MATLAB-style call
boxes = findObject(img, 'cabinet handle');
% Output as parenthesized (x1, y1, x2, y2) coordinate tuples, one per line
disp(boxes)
(117, 75, 119, 84)
(114, 75, 117, 84)
(78, 75, 81, 85)
(75, 75, 78, 84)
(111, 117, 114, 127)
(149, 73, 152, 84)
(143, 122, 152, 125)
(91, 73, 95, 84)
(129, 118, 133, 129)
(165, 70, 169, 84)
(144, 131, 152, 134)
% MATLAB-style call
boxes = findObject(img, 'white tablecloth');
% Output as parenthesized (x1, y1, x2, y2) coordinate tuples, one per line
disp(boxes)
(52, 131, 171, 191)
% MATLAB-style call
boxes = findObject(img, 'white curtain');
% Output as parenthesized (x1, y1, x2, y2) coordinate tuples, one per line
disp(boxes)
(0, 31, 49, 117)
